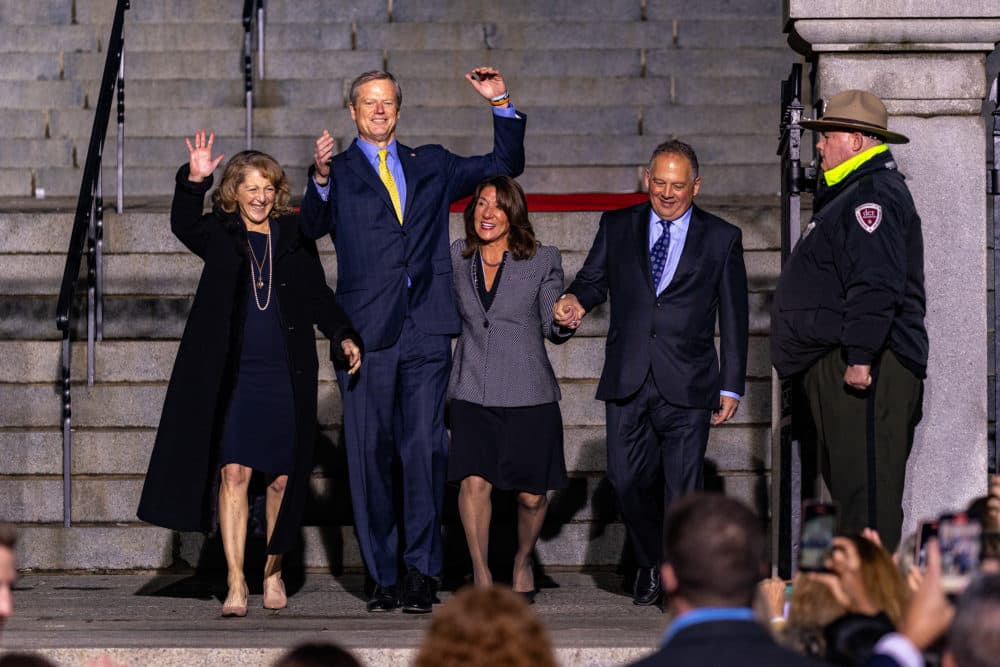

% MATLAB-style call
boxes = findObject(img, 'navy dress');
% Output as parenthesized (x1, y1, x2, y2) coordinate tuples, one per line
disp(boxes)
(219, 228, 296, 475)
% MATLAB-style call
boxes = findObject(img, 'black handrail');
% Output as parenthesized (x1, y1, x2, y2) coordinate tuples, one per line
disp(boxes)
(772, 62, 818, 577)
(55, 0, 130, 528)
(242, 0, 265, 148)
(989, 74, 999, 475)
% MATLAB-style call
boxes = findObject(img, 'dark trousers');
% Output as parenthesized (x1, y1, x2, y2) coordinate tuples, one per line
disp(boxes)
(605, 375, 712, 567)
(336, 315, 451, 586)
(801, 348, 922, 552)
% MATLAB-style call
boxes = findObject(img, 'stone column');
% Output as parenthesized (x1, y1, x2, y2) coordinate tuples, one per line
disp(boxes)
(785, 1, 1000, 539)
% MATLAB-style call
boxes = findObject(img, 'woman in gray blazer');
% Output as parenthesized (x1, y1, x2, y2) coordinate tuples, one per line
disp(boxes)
(448, 175, 573, 601)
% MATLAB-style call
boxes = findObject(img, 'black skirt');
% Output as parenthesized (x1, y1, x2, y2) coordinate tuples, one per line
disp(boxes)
(448, 399, 568, 495)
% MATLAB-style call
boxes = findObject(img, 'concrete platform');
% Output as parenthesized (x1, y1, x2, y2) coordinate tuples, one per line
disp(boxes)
(0, 572, 663, 666)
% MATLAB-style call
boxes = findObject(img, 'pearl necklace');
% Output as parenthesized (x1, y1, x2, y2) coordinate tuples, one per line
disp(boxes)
(246, 229, 272, 311)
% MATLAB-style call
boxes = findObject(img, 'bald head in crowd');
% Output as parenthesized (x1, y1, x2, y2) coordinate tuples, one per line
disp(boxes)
(660, 493, 767, 610)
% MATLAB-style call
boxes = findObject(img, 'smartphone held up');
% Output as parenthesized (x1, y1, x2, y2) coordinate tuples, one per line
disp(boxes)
(799, 500, 837, 572)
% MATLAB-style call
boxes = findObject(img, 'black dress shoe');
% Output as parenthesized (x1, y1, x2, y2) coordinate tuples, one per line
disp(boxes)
(366, 584, 398, 612)
(400, 567, 434, 614)
(632, 567, 662, 606)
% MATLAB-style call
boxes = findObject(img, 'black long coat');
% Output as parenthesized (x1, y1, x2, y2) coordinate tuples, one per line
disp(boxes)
(137, 166, 361, 555)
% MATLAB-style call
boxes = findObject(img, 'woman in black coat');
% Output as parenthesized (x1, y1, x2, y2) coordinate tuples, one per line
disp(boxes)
(137, 130, 362, 616)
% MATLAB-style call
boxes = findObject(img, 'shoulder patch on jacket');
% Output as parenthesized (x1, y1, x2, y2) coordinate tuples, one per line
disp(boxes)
(854, 203, 882, 234)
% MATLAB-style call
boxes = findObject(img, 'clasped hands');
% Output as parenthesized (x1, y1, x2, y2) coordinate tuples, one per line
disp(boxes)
(553, 293, 585, 330)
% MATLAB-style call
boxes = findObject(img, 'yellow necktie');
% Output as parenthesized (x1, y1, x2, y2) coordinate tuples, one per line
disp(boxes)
(378, 149, 403, 224)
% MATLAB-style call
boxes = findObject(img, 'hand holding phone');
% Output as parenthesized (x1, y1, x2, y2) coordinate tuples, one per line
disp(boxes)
(914, 519, 938, 569)
(938, 512, 981, 594)
(799, 501, 837, 572)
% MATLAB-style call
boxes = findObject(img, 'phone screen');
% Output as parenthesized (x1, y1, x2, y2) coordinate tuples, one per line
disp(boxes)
(939, 512, 981, 594)
(915, 520, 939, 568)
(799, 501, 837, 572)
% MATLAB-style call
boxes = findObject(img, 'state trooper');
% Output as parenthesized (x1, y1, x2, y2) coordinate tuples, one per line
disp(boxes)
(771, 90, 928, 551)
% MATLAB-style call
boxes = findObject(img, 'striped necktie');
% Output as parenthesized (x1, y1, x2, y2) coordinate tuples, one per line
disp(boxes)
(378, 149, 403, 224)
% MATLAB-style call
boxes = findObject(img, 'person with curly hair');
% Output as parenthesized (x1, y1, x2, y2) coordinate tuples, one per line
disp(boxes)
(414, 586, 558, 667)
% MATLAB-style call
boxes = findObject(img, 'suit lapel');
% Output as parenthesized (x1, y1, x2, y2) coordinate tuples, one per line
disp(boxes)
(632, 203, 655, 294)
(345, 140, 398, 225)
(665, 204, 706, 292)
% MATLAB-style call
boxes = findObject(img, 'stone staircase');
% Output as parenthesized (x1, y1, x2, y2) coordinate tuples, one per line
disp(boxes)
(2, 0, 788, 199)
(0, 0, 789, 574)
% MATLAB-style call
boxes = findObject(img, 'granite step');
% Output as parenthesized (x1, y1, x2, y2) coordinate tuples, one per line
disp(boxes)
(0, 337, 774, 386)
(1, 203, 784, 255)
(354, 19, 787, 50)
(647, 0, 782, 19)
(0, 571, 663, 667)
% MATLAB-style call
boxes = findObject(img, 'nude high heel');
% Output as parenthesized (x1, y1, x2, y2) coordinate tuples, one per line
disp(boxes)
(263, 574, 287, 610)
(221, 583, 249, 617)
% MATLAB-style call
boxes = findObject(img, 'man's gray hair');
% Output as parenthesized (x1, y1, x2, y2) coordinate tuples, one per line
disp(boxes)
(349, 70, 402, 108)
(648, 140, 700, 179)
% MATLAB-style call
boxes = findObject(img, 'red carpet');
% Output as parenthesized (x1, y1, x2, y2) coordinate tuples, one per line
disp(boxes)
(294, 193, 647, 215)
(449, 192, 648, 212)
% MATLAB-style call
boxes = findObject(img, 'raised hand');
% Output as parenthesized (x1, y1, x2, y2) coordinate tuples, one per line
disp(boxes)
(465, 67, 508, 104)
(184, 129, 224, 183)
(342, 339, 362, 375)
(313, 130, 335, 184)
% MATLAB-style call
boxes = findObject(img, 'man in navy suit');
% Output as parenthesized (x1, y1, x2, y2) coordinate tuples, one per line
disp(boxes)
(299, 68, 525, 613)
(555, 140, 748, 606)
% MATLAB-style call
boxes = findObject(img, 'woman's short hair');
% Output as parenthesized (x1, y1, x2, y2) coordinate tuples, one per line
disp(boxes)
(462, 175, 538, 261)
(211, 150, 293, 218)
(414, 586, 558, 667)
(782, 573, 848, 657)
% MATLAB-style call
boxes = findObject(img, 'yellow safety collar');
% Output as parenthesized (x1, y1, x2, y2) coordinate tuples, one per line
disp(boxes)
(823, 144, 889, 187)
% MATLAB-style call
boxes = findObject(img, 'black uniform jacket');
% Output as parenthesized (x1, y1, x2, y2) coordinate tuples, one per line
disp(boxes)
(770, 149, 928, 379)
(137, 166, 362, 555)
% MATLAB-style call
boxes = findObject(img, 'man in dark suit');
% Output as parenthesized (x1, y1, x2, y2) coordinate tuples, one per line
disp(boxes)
(299, 68, 525, 613)
(629, 493, 819, 666)
(555, 140, 748, 606)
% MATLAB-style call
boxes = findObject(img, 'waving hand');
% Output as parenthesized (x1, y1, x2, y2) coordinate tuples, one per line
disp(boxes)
(184, 129, 225, 183)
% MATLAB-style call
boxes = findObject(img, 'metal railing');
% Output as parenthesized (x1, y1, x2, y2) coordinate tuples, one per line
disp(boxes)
(55, 0, 130, 528)
(772, 63, 818, 577)
(243, 0, 266, 148)
(989, 73, 999, 475)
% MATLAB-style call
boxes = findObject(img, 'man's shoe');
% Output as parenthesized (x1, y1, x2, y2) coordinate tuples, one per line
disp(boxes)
(632, 567, 662, 606)
(400, 567, 434, 614)
(366, 584, 398, 612)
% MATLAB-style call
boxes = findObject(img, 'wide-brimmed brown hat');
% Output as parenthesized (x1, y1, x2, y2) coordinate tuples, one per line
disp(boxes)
(801, 89, 909, 144)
